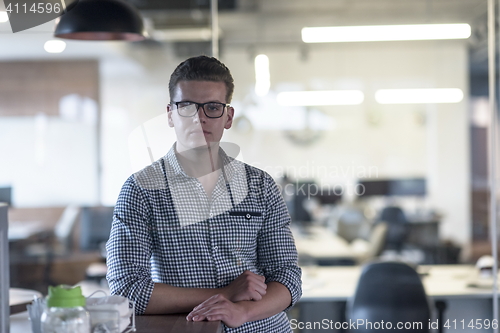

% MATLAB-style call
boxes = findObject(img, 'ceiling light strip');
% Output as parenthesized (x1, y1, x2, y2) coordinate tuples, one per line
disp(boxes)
(375, 88, 464, 104)
(255, 54, 270, 96)
(302, 24, 471, 43)
(277, 90, 364, 106)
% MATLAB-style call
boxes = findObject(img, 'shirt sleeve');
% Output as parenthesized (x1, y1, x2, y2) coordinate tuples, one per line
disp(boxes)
(106, 175, 155, 315)
(257, 172, 302, 311)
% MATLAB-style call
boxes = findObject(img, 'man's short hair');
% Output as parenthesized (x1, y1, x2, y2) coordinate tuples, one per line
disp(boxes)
(169, 55, 235, 103)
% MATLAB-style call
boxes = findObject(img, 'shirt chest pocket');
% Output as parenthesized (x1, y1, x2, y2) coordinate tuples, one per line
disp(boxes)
(228, 211, 263, 249)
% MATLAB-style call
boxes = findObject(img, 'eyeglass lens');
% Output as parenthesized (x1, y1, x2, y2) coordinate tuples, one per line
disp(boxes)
(176, 102, 225, 118)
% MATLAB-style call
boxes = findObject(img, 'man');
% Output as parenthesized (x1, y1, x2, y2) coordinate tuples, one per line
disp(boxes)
(106, 55, 301, 332)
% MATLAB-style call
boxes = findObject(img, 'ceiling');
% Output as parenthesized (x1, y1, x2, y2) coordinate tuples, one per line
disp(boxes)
(123, 0, 489, 77)
(125, 0, 487, 42)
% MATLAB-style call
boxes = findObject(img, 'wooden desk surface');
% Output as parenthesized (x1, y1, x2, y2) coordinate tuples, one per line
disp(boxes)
(135, 314, 223, 333)
(10, 312, 223, 333)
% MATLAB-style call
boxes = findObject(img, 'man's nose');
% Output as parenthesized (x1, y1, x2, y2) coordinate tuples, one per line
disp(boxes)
(193, 105, 206, 122)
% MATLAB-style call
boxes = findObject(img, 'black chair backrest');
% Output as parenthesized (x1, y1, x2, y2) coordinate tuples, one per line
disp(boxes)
(377, 206, 409, 251)
(348, 261, 430, 333)
(380, 206, 407, 224)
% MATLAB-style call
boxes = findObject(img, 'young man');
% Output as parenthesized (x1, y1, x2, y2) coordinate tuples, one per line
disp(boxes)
(106, 56, 301, 332)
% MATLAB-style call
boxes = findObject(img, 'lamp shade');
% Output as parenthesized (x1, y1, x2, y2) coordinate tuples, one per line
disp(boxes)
(54, 0, 145, 41)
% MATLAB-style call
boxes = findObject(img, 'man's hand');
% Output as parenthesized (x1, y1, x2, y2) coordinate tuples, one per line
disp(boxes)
(221, 270, 267, 302)
(186, 294, 248, 328)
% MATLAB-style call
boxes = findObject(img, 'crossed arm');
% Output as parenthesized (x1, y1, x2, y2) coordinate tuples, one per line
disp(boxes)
(144, 270, 292, 328)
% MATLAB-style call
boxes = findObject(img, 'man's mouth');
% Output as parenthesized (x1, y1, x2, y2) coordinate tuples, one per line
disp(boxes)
(191, 129, 210, 135)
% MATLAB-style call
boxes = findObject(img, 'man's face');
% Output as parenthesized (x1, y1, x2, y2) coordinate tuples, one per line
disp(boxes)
(167, 80, 234, 152)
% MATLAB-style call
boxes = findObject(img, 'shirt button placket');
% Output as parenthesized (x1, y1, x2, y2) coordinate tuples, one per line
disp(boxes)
(208, 210, 221, 287)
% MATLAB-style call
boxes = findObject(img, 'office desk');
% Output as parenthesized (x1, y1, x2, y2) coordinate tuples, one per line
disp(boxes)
(7, 207, 62, 241)
(136, 315, 222, 333)
(299, 265, 498, 333)
(8, 220, 50, 241)
(301, 264, 491, 301)
(10, 312, 223, 333)
(293, 226, 365, 264)
(9, 288, 41, 314)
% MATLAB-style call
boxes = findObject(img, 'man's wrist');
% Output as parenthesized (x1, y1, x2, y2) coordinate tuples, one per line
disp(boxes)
(218, 286, 231, 301)
(234, 300, 257, 323)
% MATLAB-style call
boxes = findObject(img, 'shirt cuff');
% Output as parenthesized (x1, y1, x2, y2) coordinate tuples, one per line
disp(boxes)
(266, 266, 302, 311)
(109, 276, 155, 315)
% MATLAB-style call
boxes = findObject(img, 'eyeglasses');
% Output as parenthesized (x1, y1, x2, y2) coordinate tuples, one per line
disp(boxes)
(172, 101, 231, 119)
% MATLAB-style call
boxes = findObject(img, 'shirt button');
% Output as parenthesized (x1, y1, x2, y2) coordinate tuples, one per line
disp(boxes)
(245, 214, 251, 220)
(209, 213, 214, 218)
(213, 246, 218, 251)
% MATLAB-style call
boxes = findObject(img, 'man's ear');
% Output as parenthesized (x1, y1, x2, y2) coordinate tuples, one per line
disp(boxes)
(167, 104, 174, 128)
(224, 106, 234, 129)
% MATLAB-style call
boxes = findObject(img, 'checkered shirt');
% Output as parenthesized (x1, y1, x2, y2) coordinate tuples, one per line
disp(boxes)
(106, 145, 302, 333)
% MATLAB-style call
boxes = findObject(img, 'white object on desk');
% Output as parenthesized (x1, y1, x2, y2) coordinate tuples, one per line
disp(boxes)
(9, 288, 42, 307)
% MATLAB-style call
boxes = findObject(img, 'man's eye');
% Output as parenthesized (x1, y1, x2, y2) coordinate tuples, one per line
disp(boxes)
(207, 103, 222, 111)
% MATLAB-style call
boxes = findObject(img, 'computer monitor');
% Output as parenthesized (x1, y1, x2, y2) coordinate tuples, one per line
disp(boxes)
(357, 178, 426, 197)
(0, 203, 9, 333)
(0, 187, 12, 206)
(80, 206, 114, 252)
(389, 178, 426, 196)
(357, 180, 390, 197)
(314, 187, 342, 205)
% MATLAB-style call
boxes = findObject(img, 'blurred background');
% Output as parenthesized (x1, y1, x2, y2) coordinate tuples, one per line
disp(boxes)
(0, 0, 495, 296)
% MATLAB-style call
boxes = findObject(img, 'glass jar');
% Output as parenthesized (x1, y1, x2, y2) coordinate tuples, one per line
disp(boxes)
(41, 285, 90, 333)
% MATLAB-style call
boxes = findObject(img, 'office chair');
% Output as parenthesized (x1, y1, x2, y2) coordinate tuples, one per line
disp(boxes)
(347, 261, 430, 333)
(80, 206, 114, 254)
(79, 206, 114, 283)
(358, 222, 388, 264)
(377, 206, 409, 251)
(336, 209, 371, 243)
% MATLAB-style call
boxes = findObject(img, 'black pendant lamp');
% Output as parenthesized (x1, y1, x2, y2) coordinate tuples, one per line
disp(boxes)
(54, 0, 145, 41)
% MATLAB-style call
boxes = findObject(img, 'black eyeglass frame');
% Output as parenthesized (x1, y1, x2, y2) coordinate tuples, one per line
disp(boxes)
(171, 101, 232, 119)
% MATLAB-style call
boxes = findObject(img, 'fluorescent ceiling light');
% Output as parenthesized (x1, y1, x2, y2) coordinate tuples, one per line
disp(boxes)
(255, 54, 270, 97)
(302, 24, 471, 43)
(277, 90, 364, 106)
(44, 40, 66, 53)
(0, 11, 8, 23)
(375, 88, 464, 104)
(152, 28, 220, 42)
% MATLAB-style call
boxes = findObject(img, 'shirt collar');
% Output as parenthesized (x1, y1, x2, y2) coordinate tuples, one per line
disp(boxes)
(165, 143, 186, 177)
(164, 143, 237, 180)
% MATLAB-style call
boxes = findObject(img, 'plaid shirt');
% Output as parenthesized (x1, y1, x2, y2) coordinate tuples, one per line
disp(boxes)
(106, 145, 302, 332)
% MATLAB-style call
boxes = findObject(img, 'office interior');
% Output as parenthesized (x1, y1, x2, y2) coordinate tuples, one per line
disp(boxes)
(2, 0, 500, 332)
